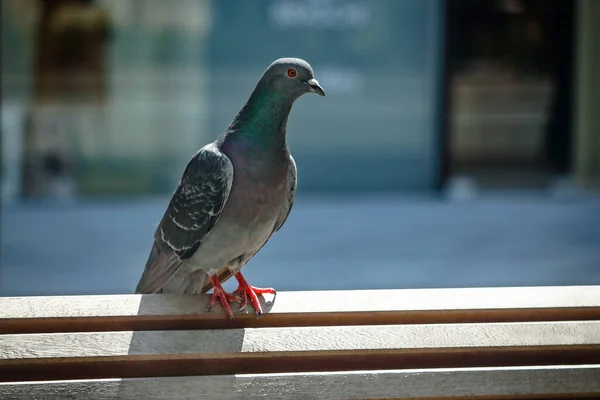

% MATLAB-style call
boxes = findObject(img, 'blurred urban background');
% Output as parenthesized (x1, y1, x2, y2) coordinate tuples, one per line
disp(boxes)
(2, 0, 599, 296)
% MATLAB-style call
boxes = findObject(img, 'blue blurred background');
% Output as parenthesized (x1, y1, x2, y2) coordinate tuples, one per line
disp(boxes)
(2, 0, 600, 296)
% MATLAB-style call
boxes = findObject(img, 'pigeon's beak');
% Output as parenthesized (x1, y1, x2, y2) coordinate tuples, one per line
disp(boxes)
(306, 78, 325, 96)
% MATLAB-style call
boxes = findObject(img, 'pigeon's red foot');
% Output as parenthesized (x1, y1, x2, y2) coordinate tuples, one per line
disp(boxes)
(233, 272, 276, 317)
(206, 275, 240, 321)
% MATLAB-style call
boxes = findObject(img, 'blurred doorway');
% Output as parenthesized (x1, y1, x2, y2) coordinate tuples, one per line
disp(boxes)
(22, 0, 111, 199)
(442, 0, 576, 190)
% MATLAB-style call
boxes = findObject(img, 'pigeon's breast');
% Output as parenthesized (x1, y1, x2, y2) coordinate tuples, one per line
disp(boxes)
(225, 159, 288, 225)
(187, 157, 288, 272)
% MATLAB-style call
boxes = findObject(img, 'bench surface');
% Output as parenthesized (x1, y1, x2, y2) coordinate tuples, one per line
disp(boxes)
(1, 285, 600, 399)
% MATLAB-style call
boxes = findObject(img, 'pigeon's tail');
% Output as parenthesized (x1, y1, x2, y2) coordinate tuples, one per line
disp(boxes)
(160, 267, 210, 295)
(135, 241, 182, 294)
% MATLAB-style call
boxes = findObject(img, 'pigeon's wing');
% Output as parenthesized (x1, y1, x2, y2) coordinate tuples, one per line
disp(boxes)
(273, 154, 297, 232)
(198, 154, 297, 294)
(157, 144, 234, 259)
(135, 144, 234, 294)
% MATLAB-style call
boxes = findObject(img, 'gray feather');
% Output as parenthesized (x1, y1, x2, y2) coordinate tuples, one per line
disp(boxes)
(157, 143, 234, 258)
(197, 155, 298, 294)
(135, 242, 182, 294)
(273, 154, 297, 232)
(135, 144, 233, 294)
(135, 57, 324, 298)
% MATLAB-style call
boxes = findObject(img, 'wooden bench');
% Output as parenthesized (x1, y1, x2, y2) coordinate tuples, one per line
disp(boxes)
(1, 285, 600, 399)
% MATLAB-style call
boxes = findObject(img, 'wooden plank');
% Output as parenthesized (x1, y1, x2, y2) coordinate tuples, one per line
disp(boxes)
(1, 365, 599, 399)
(2, 286, 600, 333)
(1, 321, 599, 381)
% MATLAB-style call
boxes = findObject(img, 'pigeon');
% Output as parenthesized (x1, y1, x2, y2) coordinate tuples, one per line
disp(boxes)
(135, 57, 325, 320)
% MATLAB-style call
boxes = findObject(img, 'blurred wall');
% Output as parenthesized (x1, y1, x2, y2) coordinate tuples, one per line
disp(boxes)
(1, 0, 36, 203)
(207, 0, 445, 192)
(573, 0, 600, 188)
(1, 1, 36, 102)
(2, 0, 444, 198)
(90, 0, 213, 194)
(2, 0, 213, 197)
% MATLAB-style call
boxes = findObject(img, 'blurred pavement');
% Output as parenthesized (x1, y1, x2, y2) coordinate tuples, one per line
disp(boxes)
(2, 193, 600, 296)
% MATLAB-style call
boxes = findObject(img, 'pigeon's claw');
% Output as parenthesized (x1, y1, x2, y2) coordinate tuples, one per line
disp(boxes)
(233, 272, 276, 317)
(206, 275, 240, 322)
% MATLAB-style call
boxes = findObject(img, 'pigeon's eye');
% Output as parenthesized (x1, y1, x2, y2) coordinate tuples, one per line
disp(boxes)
(287, 68, 297, 78)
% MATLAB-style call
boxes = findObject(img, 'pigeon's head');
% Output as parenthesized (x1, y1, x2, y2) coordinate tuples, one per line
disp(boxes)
(259, 57, 325, 98)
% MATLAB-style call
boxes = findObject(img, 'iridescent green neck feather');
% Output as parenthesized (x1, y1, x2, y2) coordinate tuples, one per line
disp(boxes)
(223, 84, 296, 148)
